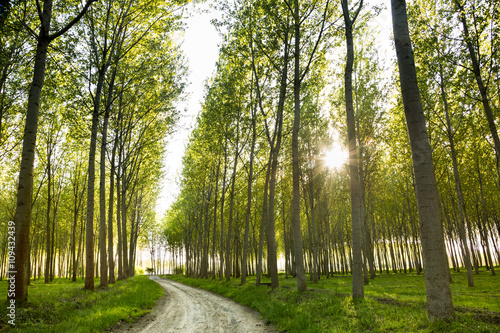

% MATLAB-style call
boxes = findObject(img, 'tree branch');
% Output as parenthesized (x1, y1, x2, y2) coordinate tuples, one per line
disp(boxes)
(49, 0, 97, 41)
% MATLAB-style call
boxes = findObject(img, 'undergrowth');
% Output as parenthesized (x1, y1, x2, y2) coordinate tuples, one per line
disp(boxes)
(0, 275, 163, 333)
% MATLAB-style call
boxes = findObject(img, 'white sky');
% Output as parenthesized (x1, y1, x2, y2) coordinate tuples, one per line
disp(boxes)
(156, 3, 222, 217)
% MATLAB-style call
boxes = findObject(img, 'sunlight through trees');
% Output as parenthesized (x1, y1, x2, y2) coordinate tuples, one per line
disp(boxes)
(1, 0, 499, 324)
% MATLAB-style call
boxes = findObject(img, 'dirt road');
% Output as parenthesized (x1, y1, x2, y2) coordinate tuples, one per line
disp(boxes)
(114, 276, 277, 333)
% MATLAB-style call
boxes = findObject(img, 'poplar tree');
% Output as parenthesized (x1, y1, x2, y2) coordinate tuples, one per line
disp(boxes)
(391, 0, 453, 320)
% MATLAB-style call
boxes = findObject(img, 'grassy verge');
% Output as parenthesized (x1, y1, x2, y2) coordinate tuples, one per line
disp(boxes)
(166, 267, 500, 333)
(0, 275, 163, 333)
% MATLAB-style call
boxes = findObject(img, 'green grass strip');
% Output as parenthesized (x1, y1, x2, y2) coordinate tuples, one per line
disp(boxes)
(166, 268, 500, 333)
(0, 275, 163, 333)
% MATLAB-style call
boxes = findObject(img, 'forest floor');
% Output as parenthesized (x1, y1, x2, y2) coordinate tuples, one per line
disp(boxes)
(0, 275, 163, 332)
(164, 267, 500, 332)
(0, 269, 498, 332)
(112, 276, 277, 332)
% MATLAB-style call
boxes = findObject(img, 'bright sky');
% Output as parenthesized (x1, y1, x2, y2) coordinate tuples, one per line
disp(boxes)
(156, 3, 222, 217)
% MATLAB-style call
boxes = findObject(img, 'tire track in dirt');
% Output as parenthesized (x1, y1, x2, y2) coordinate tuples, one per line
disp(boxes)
(112, 276, 277, 333)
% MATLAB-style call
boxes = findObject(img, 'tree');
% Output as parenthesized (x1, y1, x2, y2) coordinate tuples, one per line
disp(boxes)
(341, 0, 364, 300)
(12, 0, 96, 304)
(391, 0, 453, 320)
(290, 0, 331, 292)
(84, 0, 133, 290)
(453, 0, 500, 163)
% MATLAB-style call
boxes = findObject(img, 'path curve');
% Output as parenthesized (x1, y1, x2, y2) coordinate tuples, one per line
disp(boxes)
(114, 276, 277, 333)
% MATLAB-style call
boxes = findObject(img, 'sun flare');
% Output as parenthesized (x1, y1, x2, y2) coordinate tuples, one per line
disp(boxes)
(323, 144, 347, 170)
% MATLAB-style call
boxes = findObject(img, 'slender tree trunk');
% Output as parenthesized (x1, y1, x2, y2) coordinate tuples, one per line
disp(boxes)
(342, 0, 364, 299)
(184, 214, 190, 277)
(440, 73, 474, 286)
(406, 180, 422, 274)
(98, 110, 109, 287)
(304, 179, 317, 282)
(45, 141, 52, 284)
(219, 134, 228, 281)
(116, 156, 123, 280)
(72, 171, 85, 281)
(12, 0, 94, 303)
(292, 0, 306, 292)
(477, 160, 496, 276)
(242, 105, 256, 284)
(128, 196, 137, 277)
(77, 212, 84, 278)
(256, 158, 271, 286)
(212, 153, 221, 280)
(85, 102, 99, 291)
(360, 160, 375, 278)
(71, 185, 78, 282)
(12, 0, 52, 304)
(283, 199, 290, 279)
(225, 117, 240, 282)
(128, 193, 141, 277)
(267, 32, 290, 289)
(50, 192, 59, 281)
(85, 58, 111, 291)
(121, 170, 129, 279)
(202, 182, 212, 278)
(466, 212, 479, 274)
(391, 0, 453, 320)
(108, 127, 118, 284)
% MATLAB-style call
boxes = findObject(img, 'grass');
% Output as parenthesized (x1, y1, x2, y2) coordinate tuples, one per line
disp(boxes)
(165, 267, 500, 333)
(0, 275, 163, 333)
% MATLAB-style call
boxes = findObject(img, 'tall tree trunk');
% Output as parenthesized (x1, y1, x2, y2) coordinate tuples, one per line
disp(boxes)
(12, 0, 95, 304)
(85, 102, 99, 291)
(85, 55, 111, 291)
(99, 110, 109, 287)
(440, 72, 474, 286)
(219, 134, 228, 281)
(283, 199, 290, 279)
(50, 191, 59, 281)
(391, 0, 453, 320)
(77, 211, 84, 278)
(121, 174, 129, 279)
(116, 162, 123, 280)
(201, 182, 212, 279)
(477, 160, 496, 276)
(242, 105, 256, 284)
(406, 179, 422, 274)
(342, 0, 364, 299)
(128, 193, 141, 277)
(12, 0, 52, 305)
(256, 158, 271, 286)
(267, 30, 290, 289)
(304, 176, 317, 283)
(71, 170, 85, 281)
(212, 152, 221, 280)
(45, 141, 52, 284)
(72, 186, 78, 282)
(108, 126, 118, 284)
(225, 117, 240, 282)
(292, 0, 307, 292)
(359, 148, 375, 278)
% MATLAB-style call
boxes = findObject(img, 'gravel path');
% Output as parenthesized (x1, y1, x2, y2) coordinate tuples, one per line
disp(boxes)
(112, 276, 277, 333)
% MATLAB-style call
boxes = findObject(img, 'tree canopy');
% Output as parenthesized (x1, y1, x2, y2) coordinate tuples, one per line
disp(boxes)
(1, 0, 499, 323)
